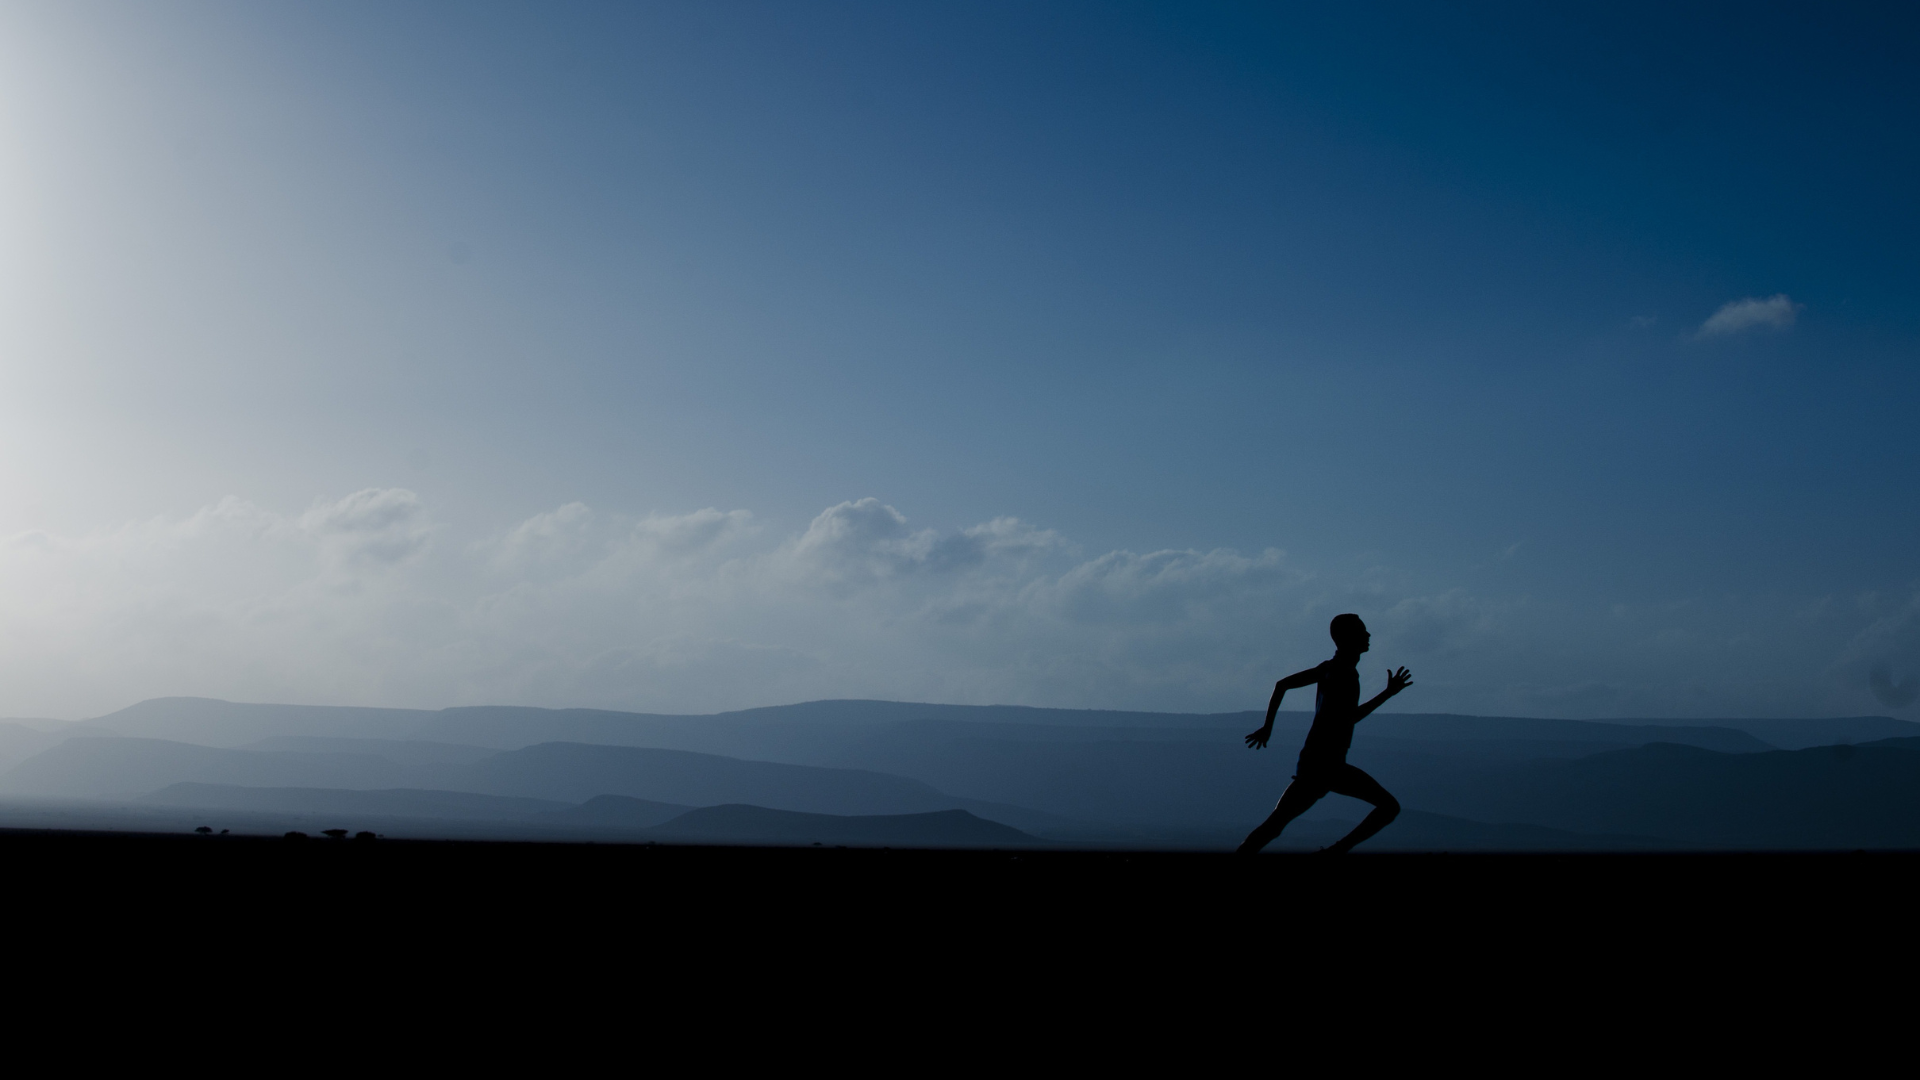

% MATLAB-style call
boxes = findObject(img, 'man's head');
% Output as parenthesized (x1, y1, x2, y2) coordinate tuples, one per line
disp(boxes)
(1330, 613, 1370, 654)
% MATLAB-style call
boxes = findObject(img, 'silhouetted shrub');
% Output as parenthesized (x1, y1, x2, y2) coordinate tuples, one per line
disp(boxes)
(354, 831, 376, 842)
(194, 826, 212, 835)
(322, 829, 349, 840)
(284, 831, 308, 841)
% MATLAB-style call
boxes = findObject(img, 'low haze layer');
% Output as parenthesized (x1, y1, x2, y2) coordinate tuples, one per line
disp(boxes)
(4, 697, 1917, 850)
(2, 490, 1916, 719)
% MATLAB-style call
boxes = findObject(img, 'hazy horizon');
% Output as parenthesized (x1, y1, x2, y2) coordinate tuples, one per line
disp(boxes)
(1, 3, 1915, 721)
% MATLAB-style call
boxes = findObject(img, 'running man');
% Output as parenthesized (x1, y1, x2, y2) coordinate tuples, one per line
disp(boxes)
(1238, 613, 1413, 854)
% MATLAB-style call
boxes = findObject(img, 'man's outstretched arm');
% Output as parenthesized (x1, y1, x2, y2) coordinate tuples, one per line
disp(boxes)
(1246, 667, 1322, 749)
(1353, 667, 1414, 723)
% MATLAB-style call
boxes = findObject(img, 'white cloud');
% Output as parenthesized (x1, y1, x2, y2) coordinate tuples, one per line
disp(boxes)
(963, 517, 1065, 558)
(785, 498, 926, 587)
(0, 491, 1904, 721)
(1831, 592, 1920, 711)
(1695, 294, 1802, 338)
(630, 507, 755, 559)
(490, 502, 594, 572)
(1869, 667, 1918, 709)
(774, 499, 1061, 589)
(1380, 588, 1494, 657)
(1042, 547, 1292, 625)
(299, 488, 436, 568)
(0, 493, 1375, 716)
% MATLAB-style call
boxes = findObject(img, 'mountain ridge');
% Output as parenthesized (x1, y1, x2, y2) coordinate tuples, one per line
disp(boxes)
(82, 696, 1915, 752)
(10, 696, 1919, 850)
(1404, 740, 1920, 847)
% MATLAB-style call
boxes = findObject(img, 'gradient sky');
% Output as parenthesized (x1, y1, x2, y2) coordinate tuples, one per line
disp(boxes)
(0, 1, 1915, 720)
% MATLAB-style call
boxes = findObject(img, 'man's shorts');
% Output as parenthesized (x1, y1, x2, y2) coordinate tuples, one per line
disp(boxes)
(1287, 760, 1390, 803)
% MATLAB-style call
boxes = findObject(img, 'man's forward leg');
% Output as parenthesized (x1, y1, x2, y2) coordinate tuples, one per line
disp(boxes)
(1236, 776, 1329, 855)
(1321, 765, 1401, 854)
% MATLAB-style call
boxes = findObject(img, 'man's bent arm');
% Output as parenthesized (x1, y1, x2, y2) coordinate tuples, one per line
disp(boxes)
(1354, 691, 1393, 723)
(1354, 666, 1414, 723)
(1248, 668, 1322, 748)
(1266, 668, 1320, 725)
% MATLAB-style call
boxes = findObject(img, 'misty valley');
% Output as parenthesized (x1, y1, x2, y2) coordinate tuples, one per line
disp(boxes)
(2, 697, 1916, 852)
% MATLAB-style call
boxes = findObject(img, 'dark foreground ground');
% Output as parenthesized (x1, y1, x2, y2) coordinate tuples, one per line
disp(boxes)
(7, 828, 1912, 1053)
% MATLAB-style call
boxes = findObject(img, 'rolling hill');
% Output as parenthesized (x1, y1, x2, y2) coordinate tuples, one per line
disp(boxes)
(541, 794, 697, 830)
(459, 741, 962, 814)
(7, 696, 1919, 850)
(1408, 740, 1920, 847)
(642, 804, 1039, 848)
(139, 783, 572, 820)
(0, 737, 451, 799)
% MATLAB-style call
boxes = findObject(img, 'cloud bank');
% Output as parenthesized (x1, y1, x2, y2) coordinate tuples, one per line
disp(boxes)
(0, 491, 1907, 720)
(1696, 294, 1802, 338)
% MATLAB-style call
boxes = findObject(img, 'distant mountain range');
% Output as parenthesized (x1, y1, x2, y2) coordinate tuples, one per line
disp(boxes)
(1399, 738, 1920, 848)
(129, 783, 1662, 851)
(141, 782, 575, 821)
(645, 805, 1038, 847)
(0, 697, 1915, 850)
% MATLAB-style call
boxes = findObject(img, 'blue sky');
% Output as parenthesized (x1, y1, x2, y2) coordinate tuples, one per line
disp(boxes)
(0, 2, 1914, 719)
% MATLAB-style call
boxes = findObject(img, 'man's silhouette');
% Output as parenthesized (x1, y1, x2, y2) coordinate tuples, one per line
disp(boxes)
(1238, 614, 1413, 854)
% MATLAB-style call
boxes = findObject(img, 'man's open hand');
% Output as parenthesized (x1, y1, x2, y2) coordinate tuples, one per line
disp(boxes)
(1385, 666, 1413, 696)
(1245, 726, 1273, 749)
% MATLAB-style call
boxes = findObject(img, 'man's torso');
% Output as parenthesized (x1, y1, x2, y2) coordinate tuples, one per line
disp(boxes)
(1298, 659, 1361, 771)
